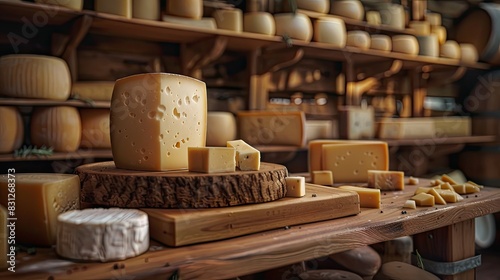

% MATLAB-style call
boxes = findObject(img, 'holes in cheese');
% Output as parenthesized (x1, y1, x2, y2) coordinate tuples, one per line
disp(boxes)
(227, 139, 260, 171)
(95, 0, 132, 18)
(79, 109, 111, 149)
(188, 147, 236, 173)
(0, 173, 80, 246)
(367, 170, 404, 191)
(110, 73, 207, 171)
(338, 185, 381, 208)
(312, 170, 333, 186)
(285, 176, 305, 197)
(0, 54, 71, 100)
(56, 208, 149, 262)
(30, 106, 82, 152)
(0, 106, 24, 154)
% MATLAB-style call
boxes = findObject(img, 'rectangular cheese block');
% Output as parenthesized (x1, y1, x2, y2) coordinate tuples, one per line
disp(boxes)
(411, 193, 435, 206)
(0, 174, 80, 246)
(237, 110, 306, 147)
(226, 139, 260, 171)
(71, 81, 114, 101)
(338, 106, 375, 140)
(162, 15, 218, 30)
(0, 205, 6, 270)
(188, 147, 236, 173)
(95, 0, 132, 18)
(305, 120, 335, 142)
(309, 140, 352, 174)
(285, 177, 306, 197)
(338, 185, 381, 208)
(433, 116, 471, 137)
(322, 142, 389, 183)
(378, 118, 435, 139)
(367, 170, 404, 191)
(312, 170, 333, 186)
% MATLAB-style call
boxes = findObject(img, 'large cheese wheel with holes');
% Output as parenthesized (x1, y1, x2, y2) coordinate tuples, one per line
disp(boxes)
(30, 106, 81, 152)
(166, 0, 203, 20)
(34, 0, 83, 10)
(0, 54, 71, 100)
(79, 109, 111, 149)
(0, 106, 24, 154)
(244, 12, 275, 35)
(297, 0, 329, 14)
(274, 13, 313, 42)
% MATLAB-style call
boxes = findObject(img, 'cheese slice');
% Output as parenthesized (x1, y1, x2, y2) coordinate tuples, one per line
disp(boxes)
(166, 0, 203, 20)
(188, 147, 236, 173)
(110, 73, 207, 171)
(213, 8, 243, 32)
(0, 174, 80, 246)
(95, 0, 132, 18)
(452, 183, 480, 195)
(285, 176, 306, 197)
(0, 54, 71, 100)
(237, 110, 306, 147)
(34, 0, 83, 10)
(226, 139, 260, 171)
(0, 205, 6, 270)
(79, 109, 111, 149)
(339, 106, 375, 140)
(132, 0, 160, 20)
(0, 106, 24, 154)
(30, 106, 81, 152)
(411, 193, 435, 206)
(56, 208, 149, 262)
(367, 170, 404, 191)
(312, 170, 333, 186)
(338, 186, 381, 208)
(71, 81, 114, 101)
(322, 142, 389, 183)
(162, 15, 217, 30)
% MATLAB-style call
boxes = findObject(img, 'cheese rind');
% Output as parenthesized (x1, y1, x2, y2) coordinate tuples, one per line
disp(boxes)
(79, 109, 111, 149)
(0, 174, 80, 246)
(162, 15, 217, 30)
(56, 208, 149, 262)
(0, 106, 24, 154)
(338, 185, 381, 208)
(367, 170, 404, 191)
(95, 0, 132, 18)
(312, 170, 333, 186)
(188, 147, 236, 173)
(285, 176, 306, 197)
(226, 139, 260, 171)
(110, 73, 207, 171)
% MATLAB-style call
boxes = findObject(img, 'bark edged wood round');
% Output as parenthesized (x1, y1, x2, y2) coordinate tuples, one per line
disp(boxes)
(76, 161, 288, 208)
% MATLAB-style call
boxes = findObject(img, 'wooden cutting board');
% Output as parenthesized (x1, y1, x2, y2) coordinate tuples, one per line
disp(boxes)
(142, 184, 360, 246)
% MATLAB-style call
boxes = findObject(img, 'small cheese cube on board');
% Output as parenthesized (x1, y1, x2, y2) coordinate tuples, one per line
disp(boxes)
(227, 139, 260, 171)
(367, 170, 404, 191)
(338, 185, 381, 208)
(285, 177, 306, 197)
(403, 200, 416, 209)
(188, 147, 236, 173)
(411, 193, 435, 206)
(312, 170, 333, 186)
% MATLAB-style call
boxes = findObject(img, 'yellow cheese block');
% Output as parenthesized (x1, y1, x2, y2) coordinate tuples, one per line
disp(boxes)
(79, 109, 111, 149)
(132, 0, 160, 21)
(377, 117, 435, 139)
(30, 106, 81, 152)
(213, 8, 243, 32)
(226, 139, 260, 171)
(71, 81, 114, 101)
(452, 183, 480, 195)
(313, 17, 346, 47)
(427, 188, 447, 205)
(346, 30, 371, 49)
(243, 12, 275, 35)
(0, 173, 80, 246)
(367, 170, 404, 191)
(297, 0, 329, 14)
(35, 0, 83, 10)
(285, 176, 306, 197)
(166, 0, 203, 20)
(188, 147, 236, 173)
(312, 170, 333, 186)
(274, 13, 313, 42)
(338, 185, 381, 208)
(237, 110, 306, 147)
(411, 193, 434, 206)
(322, 142, 389, 183)
(0, 205, 6, 271)
(434, 189, 460, 203)
(0, 106, 24, 154)
(110, 73, 207, 171)
(441, 174, 458, 185)
(0, 54, 71, 100)
(207, 111, 237, 146)
(162, 15, 218, 30)
(95, 0, 132, 18)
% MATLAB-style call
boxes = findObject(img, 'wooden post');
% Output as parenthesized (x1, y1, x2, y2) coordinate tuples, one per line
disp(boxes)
(410, 68, 427, 117)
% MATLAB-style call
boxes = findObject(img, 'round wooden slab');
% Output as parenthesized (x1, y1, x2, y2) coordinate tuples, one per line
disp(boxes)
(76, 162, 288, 209)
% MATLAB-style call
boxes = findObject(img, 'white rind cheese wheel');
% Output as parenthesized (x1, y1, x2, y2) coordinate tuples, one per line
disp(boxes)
(297, 0, 330, 14)
(213, 9, 243, 32)
(79, 109, 111, 149)
(440, 40, 461, 60)
(0, 106, 24, 153)
(95, 0, 132, 18)
(110, 73, 207, 171)
(314, 17, 346, 47)
(378, 3, 405, 30)
(330, 0, 364, 21)
(417, 34, 439, 57)
(274, 13, 313, 42)
(35, 0, 83, 10)
(30, 106, 81, 152)
(56, 208, 149, 262)
(370, 34, 392, 52)
(347, 30, 371, 49)
(206, 111, 236, 146)
(132, 0, 160, 21)
(392, 35, 419, 56)
(0, 54, 71, 100)
(167, 0, 203, 20)
(243, 12, 275, 35)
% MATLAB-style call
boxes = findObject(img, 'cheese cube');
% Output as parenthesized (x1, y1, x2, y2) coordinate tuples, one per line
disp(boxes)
(338, 186, 381, 208)
(441, 174, 458, 185)
(95, 0, 132, 18)
(312, 170, 333, 186)
(226, 139, 260, 171)
(79, 109, 111, 149)
(367, 170, 404, 191)
(110, 73, 207, 171)
(427, 188, 447, 205)
(408, 177, 419, 185)
(411, 193, 435, 207)
(439, 182, 454, 191)
(188, 147, 236, 173)
(403, 200, 416, 209)
(452, 183, 480, 195)
(0, 106, 24, 154)
(285, 177, 306, 197)
(415, 186, 433, 195)
(0, 205, 6, 270)
(322, 142, 389, 183)
(434, 189, 460, 203)
(0, 174, 80, 246)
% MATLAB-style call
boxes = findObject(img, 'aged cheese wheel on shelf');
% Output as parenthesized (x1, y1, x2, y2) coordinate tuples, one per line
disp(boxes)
(314, 17, 346, 47)
(425, 12, 441, 26)
(330, 0, 364, 21)
(417, 34, 439, 57)
(79, 108, 111, 149)
(132, 0, 160, 20)
(0, 106, 24, 154)
(460, 43, 479, 64)
(213, 8, 243, 32)
(392, 35, 419, 56)
(110, 73, 207, 171)
(166, 0, 203, 20)
(274, 13, 313, 42)
(243, 12, 275, 35)
(347, 30, 371, 49)
(366, 10, 381, 25)
(34, 0, 83, 10)
(330, 246, 382, 276)
(0, 54, 71, 100)
(378, 3, 405, 30)
(440, 40, 461, 60)
(0, 173, 80, 247)
(95, 0, 132, 18)
(297, 0, 329, 14)
(71, 81, 114, 101)
(30, 106, 81, 152)
(56, 208, 149, 262)
(408, 21, 431, 36)
(370, 34, 392, 52)
(162, 15, 217, 30)
(206, 111, 236, 146)
(431, 25, 446, 45)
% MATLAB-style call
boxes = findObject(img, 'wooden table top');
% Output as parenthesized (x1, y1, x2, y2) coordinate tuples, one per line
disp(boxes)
(3, 179, 500, 280)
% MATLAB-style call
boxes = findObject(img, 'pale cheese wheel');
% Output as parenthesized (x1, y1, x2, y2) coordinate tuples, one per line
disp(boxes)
(440, 40, 461, 60)
(95, 0, 132, 18)
(213, 9, 243, 32)
(243, 12, 275, 36)
(313, 17, 346, 47)
(297, 0, 330, 14)
(392, 35, 419, 56)
(206, 111, 237, 146)
(132, 0, 160, 21)
(71, 81, 114, 101)
(425, 12, 441, 26)
(408, 21, 431, 36)
(56, 208, 149, 262)
(417, 34, 439, 57)
(274, 13, 313, 42)
(460, 43, 479, 64)
(34, 0, 83, 10)
(0, 106, 24, 154)
(162, 15, 217, 30)
(346, 30, 371, 49)
(370, 34, 392, 52)
(366, 10, 381, 26)
(30, 106, 81, 152)
(378, 3, 405, 30)
(79, 109, 111, 149)
(0, 54, 71, 100)
(166, 0, 203, 20)
(330, 0, 364, 21)
(431, 25, 447, 45)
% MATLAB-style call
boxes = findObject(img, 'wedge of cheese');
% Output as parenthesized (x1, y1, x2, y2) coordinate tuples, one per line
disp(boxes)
(367, 170, 404, 191)
(227, 139, 260, 171)
(427, 188, 447, 205)
(188, 147, 236, 173)
(338, 185, 381, 208)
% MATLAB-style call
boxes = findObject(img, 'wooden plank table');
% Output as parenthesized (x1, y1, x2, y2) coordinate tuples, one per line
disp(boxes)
(2, 178, 499, 280)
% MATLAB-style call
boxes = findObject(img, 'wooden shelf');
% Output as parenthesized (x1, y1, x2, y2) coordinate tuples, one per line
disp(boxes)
(0, 97, 110, 108)
(0, 149, 112, 162)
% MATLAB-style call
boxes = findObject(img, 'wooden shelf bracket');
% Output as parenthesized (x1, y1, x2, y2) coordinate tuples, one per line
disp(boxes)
(180, 36, 228, 79)
(258, 46, 304, 75)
